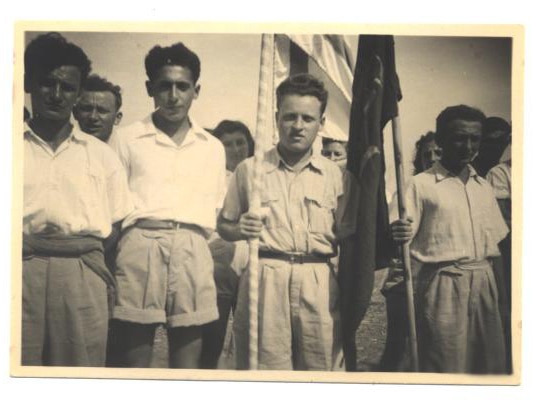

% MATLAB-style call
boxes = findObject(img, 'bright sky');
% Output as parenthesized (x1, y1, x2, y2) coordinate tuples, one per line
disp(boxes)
(23, 31, 511, 193)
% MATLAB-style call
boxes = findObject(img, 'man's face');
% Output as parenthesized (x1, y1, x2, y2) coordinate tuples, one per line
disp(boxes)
(440, 119, 482, 171)
(220, 131, 250, 172)
(29, 65, 82, 122)
(74, 90, 121, 142)
(146, 65, 199, 124)
(420, 139, 442, 171)
(276, 94, 324, 157)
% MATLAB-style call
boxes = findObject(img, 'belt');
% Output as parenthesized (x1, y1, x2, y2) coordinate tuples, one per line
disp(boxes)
(258, 250, 330, 264)
(425, 259, 491, 271)
(135, 218, 205, 236)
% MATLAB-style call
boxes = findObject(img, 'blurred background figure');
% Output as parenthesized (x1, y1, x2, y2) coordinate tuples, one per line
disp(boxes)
(472, 117, 511, 177)
(74, 74, 123, 143)
(321, 137, 348, 171)
(201, 120, 254, 369)
(379, 131, 441, 372)
(486, 140, 512, 373)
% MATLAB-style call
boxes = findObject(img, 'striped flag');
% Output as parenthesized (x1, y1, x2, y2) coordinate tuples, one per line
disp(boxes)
(257, 34, 356, 147)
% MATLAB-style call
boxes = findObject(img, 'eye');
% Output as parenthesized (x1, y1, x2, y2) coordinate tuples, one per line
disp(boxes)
(302, 115, 315, 123)
(176, 82, 192, 91)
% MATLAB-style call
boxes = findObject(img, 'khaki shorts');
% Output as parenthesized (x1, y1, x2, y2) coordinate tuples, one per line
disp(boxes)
(113, 226, 218, 327)
(233, 258, 343, 370)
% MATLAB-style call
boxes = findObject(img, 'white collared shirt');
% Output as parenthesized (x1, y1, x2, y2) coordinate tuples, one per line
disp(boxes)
(405, 161, 508, 263)
(23, 122, 133, 238)
(109, 115, 226, 233)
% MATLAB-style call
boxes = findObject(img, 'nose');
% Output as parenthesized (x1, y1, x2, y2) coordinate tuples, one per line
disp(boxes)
(89, 107, 99, 121)
(51, 83, 62, 101)
(169, 84, 178, 101)
(293, 116, 304, 130)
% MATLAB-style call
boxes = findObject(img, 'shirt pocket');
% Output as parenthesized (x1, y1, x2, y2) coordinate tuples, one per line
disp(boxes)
(260, 189, 282, 229)
(305, 186, 336, 234)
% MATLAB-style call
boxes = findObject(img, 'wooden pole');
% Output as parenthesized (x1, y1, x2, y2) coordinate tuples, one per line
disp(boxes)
(248, 33, 274, 370)
(391, 115, 420, 372)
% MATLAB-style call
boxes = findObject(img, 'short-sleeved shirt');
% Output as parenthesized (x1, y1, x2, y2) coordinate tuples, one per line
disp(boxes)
(220, 147, 343, 256)
(108, 115, 226, 234)
(404, 161, 508, 263)
(23, 122, 133, 239)
(486, 162, 511, 200)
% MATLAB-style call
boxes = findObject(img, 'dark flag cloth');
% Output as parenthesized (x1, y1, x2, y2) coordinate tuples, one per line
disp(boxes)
(336, 35, 402, 371)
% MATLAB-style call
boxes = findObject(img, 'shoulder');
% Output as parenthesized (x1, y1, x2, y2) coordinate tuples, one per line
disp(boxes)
(78, 131, 123, 173)
(317, 155, 343, 179)
(113, 120, 148, 141)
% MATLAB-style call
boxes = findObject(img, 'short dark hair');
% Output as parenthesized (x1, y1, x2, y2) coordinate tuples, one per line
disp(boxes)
(436, 104, 485, 140)
(24, 32, 91, 90)
(276, 73, 328, 114)
(81, 74, 123, 110)
(212, 120, 255, 157)
(413, 131, 436, 174)
(144, 42, 201, 83)
(483, 116, 511, 137)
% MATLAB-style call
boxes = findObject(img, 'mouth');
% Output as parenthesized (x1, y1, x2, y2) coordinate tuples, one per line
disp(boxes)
(84, 125, 103, 133)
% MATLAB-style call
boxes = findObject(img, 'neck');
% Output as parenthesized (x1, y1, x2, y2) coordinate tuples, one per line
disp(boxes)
(29, 116, 73, 151)
(277, 145, 312, 169)
(152, 112, 191, 140)
(440, 159, 470, 182)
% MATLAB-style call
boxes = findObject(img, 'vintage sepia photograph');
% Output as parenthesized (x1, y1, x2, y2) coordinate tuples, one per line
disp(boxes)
(10, 21, 523, 386)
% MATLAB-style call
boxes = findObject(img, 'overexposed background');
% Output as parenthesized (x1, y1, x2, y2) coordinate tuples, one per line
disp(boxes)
(24, 32, 512, 192)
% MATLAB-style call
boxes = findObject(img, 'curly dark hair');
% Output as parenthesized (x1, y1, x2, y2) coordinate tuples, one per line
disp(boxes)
(24, 32, 91, 91)
(144, 42, 200, 83)
(276, 73, 328, 114)
(81, 74, 123, 110)
(435, 104, 485, 145)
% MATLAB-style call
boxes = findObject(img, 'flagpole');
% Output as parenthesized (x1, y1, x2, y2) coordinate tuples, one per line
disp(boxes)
(391, 115, 419, 372)
(248, 33, 274, 370)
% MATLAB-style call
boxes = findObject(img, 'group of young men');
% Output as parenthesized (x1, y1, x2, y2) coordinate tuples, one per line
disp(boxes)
(21, 32, 512, 374)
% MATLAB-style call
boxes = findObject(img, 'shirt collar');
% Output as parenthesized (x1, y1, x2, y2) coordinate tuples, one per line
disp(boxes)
(264, 146, 325, 173)
(433, 160, 480, 183)
(133, 114, 210, 142)
(24, 120, 88, 144)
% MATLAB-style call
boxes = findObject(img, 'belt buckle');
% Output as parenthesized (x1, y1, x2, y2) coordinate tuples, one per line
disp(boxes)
(288, 254, 303, 264)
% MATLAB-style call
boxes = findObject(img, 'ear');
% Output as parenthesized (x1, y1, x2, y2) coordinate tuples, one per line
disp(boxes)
(114, 111, 123, 126)
(319, 114, 326, 129)
(194, 83, 201, 99)
(145, 80, 154, 97)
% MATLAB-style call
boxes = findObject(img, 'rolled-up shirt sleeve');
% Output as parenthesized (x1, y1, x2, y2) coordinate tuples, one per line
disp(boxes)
(220, 160, 250, 223)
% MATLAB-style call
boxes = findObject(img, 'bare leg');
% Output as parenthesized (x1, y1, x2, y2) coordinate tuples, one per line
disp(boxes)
(168, 326, 203, 369)
(116, 321, 157, 368)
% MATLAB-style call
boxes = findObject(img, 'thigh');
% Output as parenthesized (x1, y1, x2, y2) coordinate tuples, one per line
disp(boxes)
(21, 257, 48, 365)
(166, 230, 218, 327)
(291, 262, 342, 371)
(46, 256, 108, 366)
(418, 266, 470, 372)
(114, 227, 168, 324)
(233, 259, 293, 370)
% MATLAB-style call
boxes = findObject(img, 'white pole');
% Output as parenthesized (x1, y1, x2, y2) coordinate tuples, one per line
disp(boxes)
(248, 33, 274, 370)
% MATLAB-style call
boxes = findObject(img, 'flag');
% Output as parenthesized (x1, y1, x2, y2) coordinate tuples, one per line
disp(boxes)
(336, 35, 402, 371)
(257, 34, 355, 148)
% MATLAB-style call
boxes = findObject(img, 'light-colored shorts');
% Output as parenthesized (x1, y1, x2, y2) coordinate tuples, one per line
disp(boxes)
(22, 255, 108, 366)
(113, 226, 218, 328)
(233, 258, 343, 370)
